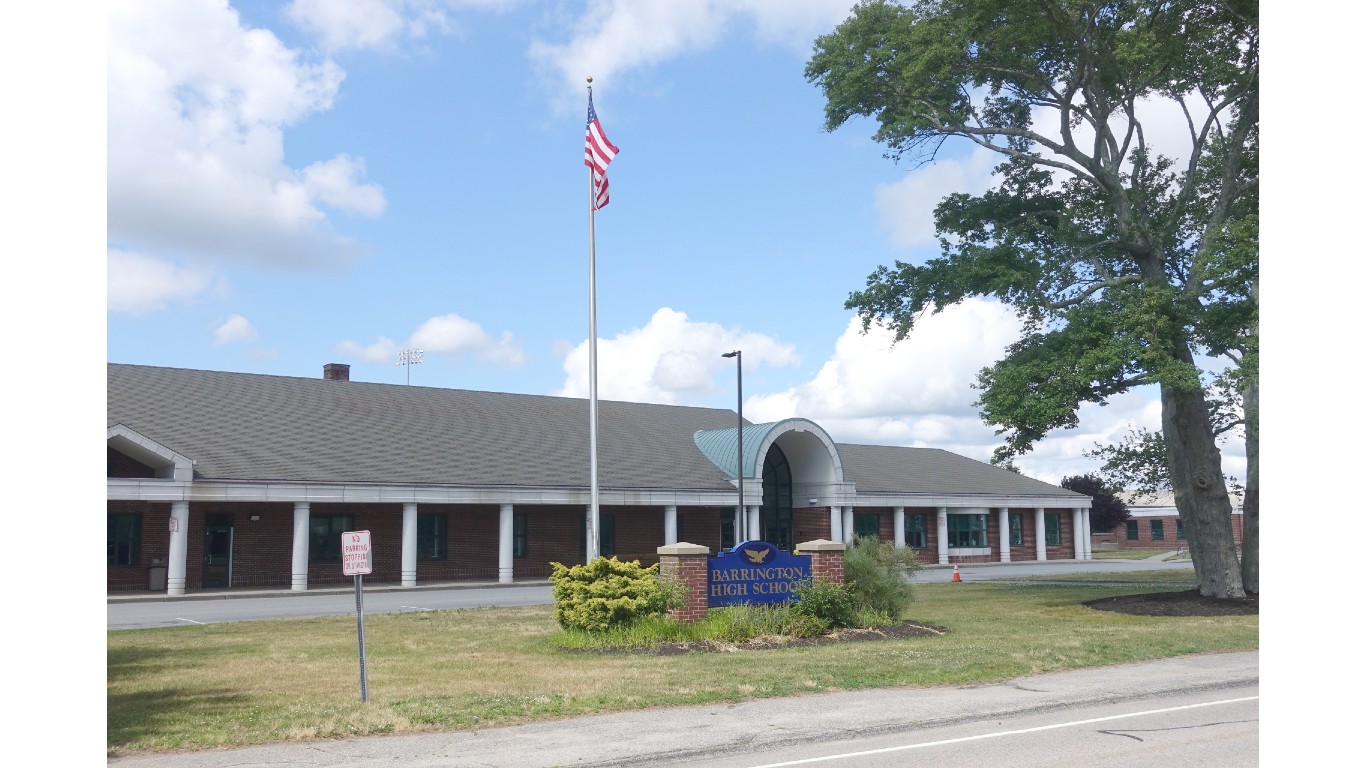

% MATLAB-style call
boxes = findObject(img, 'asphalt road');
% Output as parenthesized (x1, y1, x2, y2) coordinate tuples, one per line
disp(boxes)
(106, 651, 1258, 767)
(107, 556, 1194, 631)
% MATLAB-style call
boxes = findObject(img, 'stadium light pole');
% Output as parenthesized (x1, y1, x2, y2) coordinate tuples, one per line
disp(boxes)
(722, 350, 743, 541)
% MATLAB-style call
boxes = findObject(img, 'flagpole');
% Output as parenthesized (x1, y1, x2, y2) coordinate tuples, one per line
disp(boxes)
(585, 77, 601, 563)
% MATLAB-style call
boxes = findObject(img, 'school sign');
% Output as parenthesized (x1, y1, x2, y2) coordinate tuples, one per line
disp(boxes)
(707, 541, 811, 607)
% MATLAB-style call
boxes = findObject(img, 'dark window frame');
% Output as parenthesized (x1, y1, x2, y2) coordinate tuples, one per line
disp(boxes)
(108, 512, 142, 566)
(1045, 513, 1061, 546)
(1008, 512, 1023, 546)
(1125, 520, 1139, 541)
(854, 512, 880, 538)
(309, 514, 354, 562)
(905, 513, 927, 548)
(1151, 519, 1165, 541)
(947, 513, 989, 548)
(513, 513, 527, 558)
(417, 513, 447, 560)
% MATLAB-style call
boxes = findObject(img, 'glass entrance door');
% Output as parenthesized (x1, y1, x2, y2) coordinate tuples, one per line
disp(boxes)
(203, 514, 233, 588)
(761, 445, 793, 551)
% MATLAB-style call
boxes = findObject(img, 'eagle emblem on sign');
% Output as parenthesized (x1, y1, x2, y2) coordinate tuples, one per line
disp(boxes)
(743, 547, 770, 564)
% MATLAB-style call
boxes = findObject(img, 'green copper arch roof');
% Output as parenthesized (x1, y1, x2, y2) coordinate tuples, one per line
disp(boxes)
(694, 418, 843, 483)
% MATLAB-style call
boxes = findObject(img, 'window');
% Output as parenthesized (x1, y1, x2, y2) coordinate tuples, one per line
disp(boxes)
(108, 513, 141, 566)
(1009, 513, 1023, 546)
(599, 513, 615, 556)
(1126, 520, 1139, 541)
(583, 513, 616, 557)
(854, 513, 880, 538)
(1151, 520, 1165, 541)
(1045, 513, 1061, 546)
(720, 511, 736, 550)
(1176, 519, 1185, 540)
(309, 514, 354, 562)
(905, 514, 927, 548)
(514, 514, 527, 558)
(948, 514, 988, 548)
(417, 514, 446, 560)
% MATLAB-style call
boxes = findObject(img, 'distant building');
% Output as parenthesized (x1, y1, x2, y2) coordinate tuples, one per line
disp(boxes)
(1091, 491, 1243, 550)
(107, 363, 1092, 594)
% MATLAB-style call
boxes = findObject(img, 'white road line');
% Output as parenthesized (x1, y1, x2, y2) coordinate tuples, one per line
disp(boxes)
(746, 696, 1259, 768)
(175, 618, 206, 625)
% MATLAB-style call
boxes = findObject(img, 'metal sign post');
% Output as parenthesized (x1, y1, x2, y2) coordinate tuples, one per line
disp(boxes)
(341, 530, 373, 704)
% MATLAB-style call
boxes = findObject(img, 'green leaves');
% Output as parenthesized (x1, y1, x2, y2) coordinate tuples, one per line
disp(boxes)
(548, 557, 668, 633)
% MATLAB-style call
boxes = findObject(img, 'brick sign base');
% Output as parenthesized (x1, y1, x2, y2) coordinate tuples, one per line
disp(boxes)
(657, 539, 846, 624)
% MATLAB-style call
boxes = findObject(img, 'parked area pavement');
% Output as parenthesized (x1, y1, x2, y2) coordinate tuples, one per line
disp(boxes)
(106, 650, 1256, 768)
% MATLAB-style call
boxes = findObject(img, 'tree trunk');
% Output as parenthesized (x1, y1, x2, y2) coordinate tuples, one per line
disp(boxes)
(1240, 375, 1258, 594)
(1160, 375, 1246, 599)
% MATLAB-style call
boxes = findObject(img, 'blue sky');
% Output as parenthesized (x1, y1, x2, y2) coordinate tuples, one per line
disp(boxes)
(92, 0, 1256, 485)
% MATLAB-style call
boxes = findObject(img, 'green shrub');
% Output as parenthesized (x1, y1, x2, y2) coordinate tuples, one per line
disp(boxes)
(548, 557, 668, 632)
(790, 577, 859, 629)
(779, 611, 831, 638)
(843, 535, 920, 620)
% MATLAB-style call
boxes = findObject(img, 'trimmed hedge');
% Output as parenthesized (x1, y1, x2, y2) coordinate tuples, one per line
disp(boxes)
(549, 557, 669, 632)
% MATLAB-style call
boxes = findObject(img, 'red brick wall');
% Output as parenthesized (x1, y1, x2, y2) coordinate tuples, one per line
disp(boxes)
(679, 507, 723, 551)
(108, 447, 156, 478)
(106, 501, 170, 591)
(660, 552, 709, 622)
(792, 507, 831, 545)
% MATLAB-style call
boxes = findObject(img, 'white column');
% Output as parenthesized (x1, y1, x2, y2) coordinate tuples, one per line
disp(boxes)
(998, 507, 1011, 563)
(1035, 507, 1047, 561)
(733, 507, 744, 545)
(401, 502, 417, 587)
(936, 507, 949, 565)
(842, 507, 854, 543)
(1072, 509, 1085, 560)
(828, 507, 842, 542)
(747, 506, 760, 543)
(1082, 510, 1092, 560)
(166, 501, 189, 595)
(498, 503, 514, 584)
(291, 502, 310, 591)
(664, 505, 678, 546)
(893, 507, 905, 547)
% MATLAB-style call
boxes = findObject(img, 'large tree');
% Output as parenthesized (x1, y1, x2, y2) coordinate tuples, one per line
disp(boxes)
(807, 0, 1257, 598)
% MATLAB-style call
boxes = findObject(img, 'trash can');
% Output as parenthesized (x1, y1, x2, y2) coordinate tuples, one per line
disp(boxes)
(148, 559, 167, 591)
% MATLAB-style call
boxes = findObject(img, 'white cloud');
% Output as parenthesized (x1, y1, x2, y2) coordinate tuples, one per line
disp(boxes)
(409, 313, 526, 365)
(529, 0, 853, 95)
(337, 312, 525, 366)
(337, 336, 400, 364)
(874, 147, 999, 249)
(285, 0, 519, 52)
(748, 299, 1024, 428)
(212, 314, 259, 346)
(555, 307, 800, 403)
(107, 0, 385, 272)
(107, 249, 218, 314)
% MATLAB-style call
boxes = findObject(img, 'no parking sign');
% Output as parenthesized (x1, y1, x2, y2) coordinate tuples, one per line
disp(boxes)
(342, 530, 373, 575)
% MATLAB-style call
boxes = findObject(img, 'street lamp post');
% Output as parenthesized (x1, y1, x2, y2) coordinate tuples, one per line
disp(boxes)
(721, 350, 743, 542)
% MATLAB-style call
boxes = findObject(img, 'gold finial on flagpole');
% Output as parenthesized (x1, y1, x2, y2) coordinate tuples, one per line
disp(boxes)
(586, 76, 593, 83)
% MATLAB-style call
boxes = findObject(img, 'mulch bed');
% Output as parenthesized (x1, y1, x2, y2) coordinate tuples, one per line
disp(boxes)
(1084, 589, 1258, 617)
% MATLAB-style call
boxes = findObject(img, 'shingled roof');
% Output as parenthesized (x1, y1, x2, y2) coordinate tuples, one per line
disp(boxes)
(108, 363, 738, 491)
(108, 363, 1085, 503)
(837, 443, 1084, 500)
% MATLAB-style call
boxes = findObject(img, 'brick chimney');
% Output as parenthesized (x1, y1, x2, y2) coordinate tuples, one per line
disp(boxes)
(323, 363, 350, 381)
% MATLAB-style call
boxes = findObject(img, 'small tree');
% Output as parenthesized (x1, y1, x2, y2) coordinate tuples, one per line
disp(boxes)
(1061, 474, 1129, 533)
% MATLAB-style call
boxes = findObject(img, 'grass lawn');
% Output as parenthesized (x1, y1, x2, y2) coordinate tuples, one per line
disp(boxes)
(107, 576, 1257, 756)
(1090, 548, 1182, 560)
(1007, 567, 1198, 584)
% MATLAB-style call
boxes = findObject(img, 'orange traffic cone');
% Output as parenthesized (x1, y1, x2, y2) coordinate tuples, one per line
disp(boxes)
(952, 564, 961, 583)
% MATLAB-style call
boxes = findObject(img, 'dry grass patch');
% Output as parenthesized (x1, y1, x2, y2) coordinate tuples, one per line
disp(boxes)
(109, 582, 1256, 755)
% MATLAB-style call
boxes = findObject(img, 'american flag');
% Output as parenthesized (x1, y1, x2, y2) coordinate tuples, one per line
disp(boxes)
(583, 93, 619, 210)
